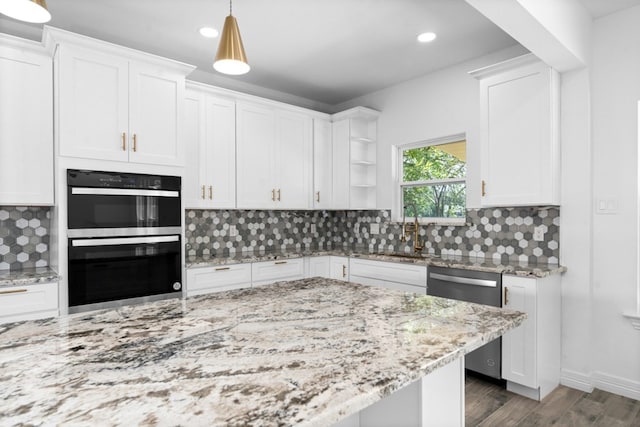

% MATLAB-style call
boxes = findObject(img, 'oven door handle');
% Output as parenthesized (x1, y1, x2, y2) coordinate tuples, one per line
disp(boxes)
(429, 272, 497, 288)
(71, 235, 180, 247)
(71, 187, 180, 198)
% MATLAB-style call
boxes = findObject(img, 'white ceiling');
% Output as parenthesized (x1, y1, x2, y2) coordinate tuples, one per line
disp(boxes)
(0, 0, 639, 110)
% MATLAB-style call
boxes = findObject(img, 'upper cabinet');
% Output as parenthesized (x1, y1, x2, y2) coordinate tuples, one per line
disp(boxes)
(470, 54, 560, 207)
(236, 101, 312, 209)
(0, 34, 53, 205)
(331, 107, 379, 210)
(184, 84, 236, 209)
(312, 118, 333, 209)
(45, 27, 195, 167)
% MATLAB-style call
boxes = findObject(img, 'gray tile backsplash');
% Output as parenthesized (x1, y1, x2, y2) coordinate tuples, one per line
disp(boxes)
(186, 207, 560, 264)
(0, 206, 51, 270)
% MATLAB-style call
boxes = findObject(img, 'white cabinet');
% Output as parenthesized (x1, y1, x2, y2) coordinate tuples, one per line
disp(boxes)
(470, 54, 560, 206)
(331, 107, 379, 209)
(0, 282, 58, 324)
(184, 86, 236, 208)
(329, 256, 349, 281)
(349, 258, 426, 293)
(306, 256, 331, 278)
(47, 27, 194, 166)
(185, 263, 251, 297)
(236, 101, 312, 209)
(313, 119, 333, 209)
(251, 258, 305, 287)
(0, 34, 53, 205)
(501, 274, 561, 401)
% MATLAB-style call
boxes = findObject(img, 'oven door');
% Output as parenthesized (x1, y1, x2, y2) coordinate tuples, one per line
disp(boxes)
(68, 235, 182, 310)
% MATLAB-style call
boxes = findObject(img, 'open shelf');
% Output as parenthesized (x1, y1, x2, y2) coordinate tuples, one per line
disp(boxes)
(351, 136, 375, 144)
(351, 160, 376, 166)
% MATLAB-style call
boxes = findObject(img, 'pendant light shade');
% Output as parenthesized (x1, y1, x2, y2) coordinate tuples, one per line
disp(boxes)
(0, 0, 51, 23)
(213, 5, 249, 75)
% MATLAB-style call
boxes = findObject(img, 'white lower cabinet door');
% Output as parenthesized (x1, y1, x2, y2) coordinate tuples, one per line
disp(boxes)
(186, 264, 251, 297)
(251, 258, 305, 287)
(329, 256, 349, 281)
(306, 256, 330, 278)
(0, 282, 59, 324)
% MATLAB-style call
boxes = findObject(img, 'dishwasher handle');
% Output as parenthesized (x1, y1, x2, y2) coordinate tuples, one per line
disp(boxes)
(429, 272, 497, 288)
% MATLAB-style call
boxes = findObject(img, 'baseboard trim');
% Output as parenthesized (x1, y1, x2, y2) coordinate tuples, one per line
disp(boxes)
(560, 369, 594, 393)
(592, 371, 640, 401)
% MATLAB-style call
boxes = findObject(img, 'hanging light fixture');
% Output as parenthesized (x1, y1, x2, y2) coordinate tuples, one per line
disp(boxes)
(0, 0, 51, 23)
(213, 0, 249, 75)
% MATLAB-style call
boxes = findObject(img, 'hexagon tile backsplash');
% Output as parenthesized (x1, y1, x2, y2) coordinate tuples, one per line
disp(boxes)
(0, 206, 50, 270)
(185, 207, 560, 264)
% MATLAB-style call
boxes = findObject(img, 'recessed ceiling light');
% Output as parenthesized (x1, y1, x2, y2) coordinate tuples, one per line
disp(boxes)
(199, 27, 219, 38)
(417, 32, 437, 43)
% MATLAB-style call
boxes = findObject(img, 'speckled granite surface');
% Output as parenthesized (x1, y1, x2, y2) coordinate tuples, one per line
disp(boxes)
(0, 278, 525, 427)
(0, 267, 59, 287)
(186, 249, 566, 278)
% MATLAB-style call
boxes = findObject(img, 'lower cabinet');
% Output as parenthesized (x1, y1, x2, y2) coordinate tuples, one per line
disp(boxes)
(306, 256, 331, 278)
(501, 274, 561, 401)
(251, 258, 305, 287)
(329, 256, 349, 281)
(0, 282, 58, 324)
(185, 264, 251, 297)
(349, 258, 427, 293)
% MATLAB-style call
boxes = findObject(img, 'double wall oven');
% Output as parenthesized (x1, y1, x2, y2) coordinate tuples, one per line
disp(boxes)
(67, 170, 182, 313)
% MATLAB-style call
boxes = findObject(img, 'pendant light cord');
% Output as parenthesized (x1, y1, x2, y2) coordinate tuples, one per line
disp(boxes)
(230, 0, 233, 16)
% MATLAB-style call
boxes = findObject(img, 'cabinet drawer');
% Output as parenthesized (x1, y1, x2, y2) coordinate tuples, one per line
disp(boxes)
(186, 264, 251, 297)
(252, 258, 305, 286)
(349, 259, 427, 287)
(0, 282, 58, 324)
(350, 275, 425, 294)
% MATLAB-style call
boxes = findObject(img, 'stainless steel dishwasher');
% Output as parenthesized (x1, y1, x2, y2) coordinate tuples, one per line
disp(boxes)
(427, 265, 503, 380)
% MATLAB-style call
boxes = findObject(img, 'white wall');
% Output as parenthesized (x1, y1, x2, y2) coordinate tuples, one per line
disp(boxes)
(589, 5, 640, 399)
(334, 44, 528, 211)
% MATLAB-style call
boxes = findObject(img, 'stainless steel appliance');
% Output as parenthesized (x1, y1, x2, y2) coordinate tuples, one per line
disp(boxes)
(67, 169, 182, 313)
(427, 265, 502, 379)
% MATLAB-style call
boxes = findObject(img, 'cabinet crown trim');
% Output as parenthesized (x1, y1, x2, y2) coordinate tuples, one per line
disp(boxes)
(331, 106, 380, 122)
(468, 53, 544, 80)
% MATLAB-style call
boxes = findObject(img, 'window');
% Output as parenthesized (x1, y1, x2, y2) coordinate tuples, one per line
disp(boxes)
(398, 135, 466, 222)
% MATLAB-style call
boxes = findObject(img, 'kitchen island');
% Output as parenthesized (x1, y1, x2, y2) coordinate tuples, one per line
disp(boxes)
(0, 278, 525, 426)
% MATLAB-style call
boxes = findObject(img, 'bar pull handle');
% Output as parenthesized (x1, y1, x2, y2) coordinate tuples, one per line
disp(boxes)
(275, 261, 287, 265)
(0, 288, 28, 295)
(316, 191, 320, 203)
(133, 133, 138, 152)
(201, 185, 205, 199)
(504, 287, 509, 306)
(215, 267, 230, 271)
(121, 132, 126, 151)
(342, 264, 347, 278)
(277, 189, 281, 201)
(209, 185, 213, 200)
(482, 180, 486, 197)
(271, 189, 276, 201)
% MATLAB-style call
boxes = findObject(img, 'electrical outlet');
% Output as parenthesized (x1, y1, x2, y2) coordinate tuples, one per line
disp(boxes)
(229, 225, 238, 237)
(370, 223, 380, 234)
(533, 226, 544, 242)
(310, 224, 317, 234)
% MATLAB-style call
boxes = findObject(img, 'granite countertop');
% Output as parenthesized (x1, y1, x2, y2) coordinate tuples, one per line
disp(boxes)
(0, 278, 525, 427)
(0, 267, 59, 288)
(187, 249, 566, 278)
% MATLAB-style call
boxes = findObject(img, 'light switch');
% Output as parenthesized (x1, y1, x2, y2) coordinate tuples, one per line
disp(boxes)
(229, 225, 238, 236)
(596, 198, 619, 214)
(370, 223, 380, 234)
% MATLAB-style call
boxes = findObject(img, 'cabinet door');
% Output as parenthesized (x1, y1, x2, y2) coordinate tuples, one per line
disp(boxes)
(129, 62, 184, 166)
(501, 275, 537, 388)
(332, 119, 350, 209)
(58, 45, 129, 162)
(0, 42, 53, 205)
(313, 119, 333, 209)
(183, 90, 204, 208)
(307, 256, 330, 278)
(203, 95, 236, 208)
(480, 59, 559, 206)
(236, 102, 276, 209)
(276, 110, 312, 209)
(329, 257, 349, 281)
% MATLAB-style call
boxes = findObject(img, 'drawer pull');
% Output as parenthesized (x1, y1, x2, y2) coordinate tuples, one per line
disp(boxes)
(504, 287, 509, 305)
(275, 261, 287, 265)
(0, 288, 28, 295)
(215, 267, 230, 271)
(201, 185, 205, 199)
(342, 264, 347, 278)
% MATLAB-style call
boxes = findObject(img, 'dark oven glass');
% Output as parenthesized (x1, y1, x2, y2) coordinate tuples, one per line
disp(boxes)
(68, 235, 181, 307)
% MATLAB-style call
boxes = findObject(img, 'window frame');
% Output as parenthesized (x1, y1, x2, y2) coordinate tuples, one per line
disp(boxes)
(393, 133, 467, 225)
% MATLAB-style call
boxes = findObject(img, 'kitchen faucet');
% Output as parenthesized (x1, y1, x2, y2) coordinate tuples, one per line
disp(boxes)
(401, 203, 424, 253)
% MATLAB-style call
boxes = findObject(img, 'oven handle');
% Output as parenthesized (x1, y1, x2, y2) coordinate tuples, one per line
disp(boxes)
(71, 235, 180, 247)
(71, 187, 180, 198)
(429, 272, 497, 288)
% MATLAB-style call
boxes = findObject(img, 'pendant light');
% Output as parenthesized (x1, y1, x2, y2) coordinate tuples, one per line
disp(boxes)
(213, 0, 249, 75)
(0, 0, 51, 23)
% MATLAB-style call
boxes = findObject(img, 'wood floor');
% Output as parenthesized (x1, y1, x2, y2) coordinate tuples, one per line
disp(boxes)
(465, 374, 640, 427)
